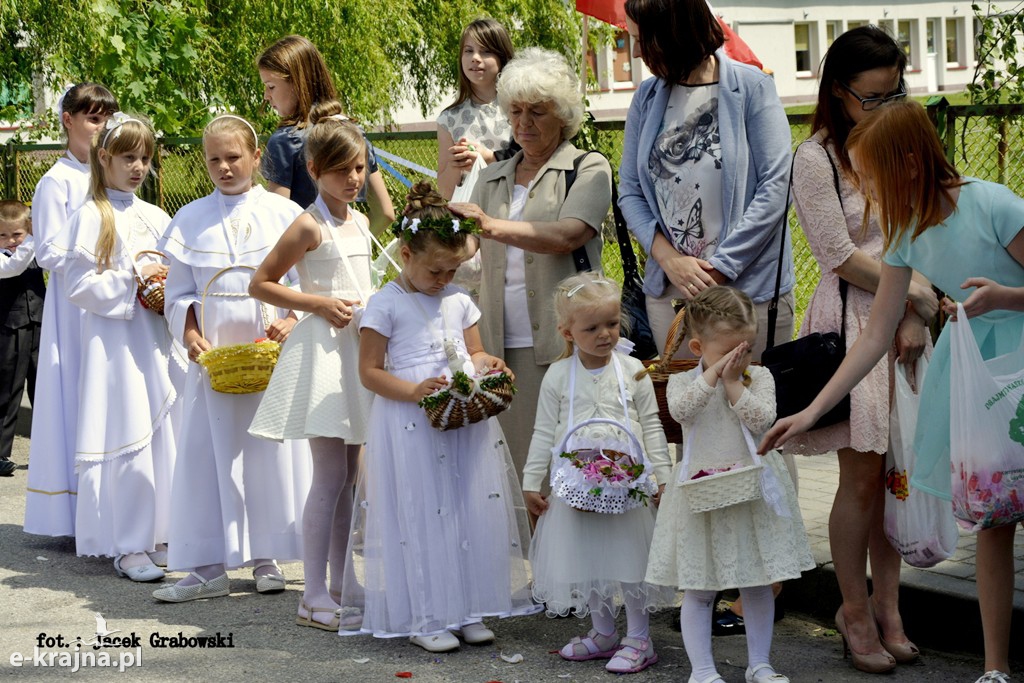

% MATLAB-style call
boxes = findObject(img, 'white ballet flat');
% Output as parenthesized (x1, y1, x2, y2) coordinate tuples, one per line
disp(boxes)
(113, 555, 165, 583)
(152, 572, 230, 603)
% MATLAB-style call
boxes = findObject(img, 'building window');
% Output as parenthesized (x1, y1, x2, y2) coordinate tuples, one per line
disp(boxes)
(612, 30, 633, 84)
(848, 20, 868, 30)
(927, 18, 938, 54)
(826, 21, 842, 47)
(795, 23, 813, 73)
(946, 17, 964, 65)
(898, 19, 917, 69)
(974, 16, 984, 60)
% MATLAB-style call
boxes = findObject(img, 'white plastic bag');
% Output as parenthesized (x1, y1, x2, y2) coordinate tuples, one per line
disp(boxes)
(449, 155, 486, 299)
(949, 303, 1024, 531)
(883, 356, 959, 567)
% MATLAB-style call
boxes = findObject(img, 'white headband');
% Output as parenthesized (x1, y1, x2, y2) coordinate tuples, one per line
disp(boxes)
(209, 114, 259, 147)
(102, 112, 145, 146)
(328, 114, 351, 123)
(56, 83, 75, 120)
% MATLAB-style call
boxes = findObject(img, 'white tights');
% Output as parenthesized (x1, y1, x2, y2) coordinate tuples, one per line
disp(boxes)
(588, 584, 650, 640)
(681, 585, 775, 680)
(303, 438, 360, 609)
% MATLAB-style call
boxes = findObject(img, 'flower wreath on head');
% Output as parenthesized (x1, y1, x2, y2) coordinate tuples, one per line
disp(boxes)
(390, 215, 480, 245)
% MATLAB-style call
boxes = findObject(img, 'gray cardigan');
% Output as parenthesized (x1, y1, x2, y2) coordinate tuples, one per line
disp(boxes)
(618, 51, 794, 304)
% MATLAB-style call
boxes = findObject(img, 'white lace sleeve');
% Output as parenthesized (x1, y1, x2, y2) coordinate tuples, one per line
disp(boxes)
(792, 139, 857, 273)
(730, 367, 777, 434)
(666, 371, 715, 425)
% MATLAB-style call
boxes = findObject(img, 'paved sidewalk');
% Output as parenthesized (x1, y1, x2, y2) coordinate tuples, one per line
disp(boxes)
(789, 453, 1024, 655)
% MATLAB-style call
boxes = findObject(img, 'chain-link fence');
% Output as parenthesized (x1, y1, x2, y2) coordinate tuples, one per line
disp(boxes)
(2, 104, 1020, 329)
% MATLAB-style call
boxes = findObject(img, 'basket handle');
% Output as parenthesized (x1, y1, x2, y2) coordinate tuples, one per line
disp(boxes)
(199, 264, 270, 341)
(133, 250, 169, 285)
(661, 304, 687, 360)
(135, 249, 169, 264)
(555, 417, 647, 467)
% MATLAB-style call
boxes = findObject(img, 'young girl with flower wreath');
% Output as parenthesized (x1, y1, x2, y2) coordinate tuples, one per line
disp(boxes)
(645, 286, 814, 683)
(338, 180, 539, 653)
(523, 272, 672, 675)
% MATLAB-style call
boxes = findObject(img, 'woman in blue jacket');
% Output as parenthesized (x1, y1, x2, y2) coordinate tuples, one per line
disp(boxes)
(619, 0, 793, 361)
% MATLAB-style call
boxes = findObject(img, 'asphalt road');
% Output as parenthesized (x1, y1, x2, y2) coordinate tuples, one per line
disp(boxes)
(0, 434, 994, 682)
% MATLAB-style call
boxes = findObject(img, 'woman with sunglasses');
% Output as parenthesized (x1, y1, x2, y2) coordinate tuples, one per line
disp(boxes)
(786, 25, 937, 674)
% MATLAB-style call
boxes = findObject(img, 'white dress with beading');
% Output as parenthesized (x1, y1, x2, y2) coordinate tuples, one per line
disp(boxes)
(339, 282, 540, 637)
(160, 187, 311, 571)
(249, 198, 373, 442)
(646, 366, 814, 590)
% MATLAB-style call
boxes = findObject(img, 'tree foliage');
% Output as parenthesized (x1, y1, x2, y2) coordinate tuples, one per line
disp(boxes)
(968, 1, 1024, 104)
(0, 0, 590, 136)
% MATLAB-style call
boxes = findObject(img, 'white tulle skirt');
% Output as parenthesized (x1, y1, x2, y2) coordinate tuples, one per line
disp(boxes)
(339, 384, 540, 638)
(530, 497, 676, 616)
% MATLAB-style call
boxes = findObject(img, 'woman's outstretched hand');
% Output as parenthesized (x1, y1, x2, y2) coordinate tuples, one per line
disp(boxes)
(942, 277, 1019, 320)
(757, 410, 817, 454)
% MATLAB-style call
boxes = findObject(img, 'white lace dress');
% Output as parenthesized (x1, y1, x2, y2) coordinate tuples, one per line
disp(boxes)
(645, 366, 814, 590)
(787, 131, 929, 455)
(249, 199, 374, 442)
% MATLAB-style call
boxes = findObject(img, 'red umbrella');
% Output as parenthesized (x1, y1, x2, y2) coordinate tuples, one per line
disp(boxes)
(574, 0, 763, 70)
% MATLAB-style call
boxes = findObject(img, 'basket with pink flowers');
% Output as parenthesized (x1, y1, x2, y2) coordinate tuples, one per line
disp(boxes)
(551, 418, 656, 514)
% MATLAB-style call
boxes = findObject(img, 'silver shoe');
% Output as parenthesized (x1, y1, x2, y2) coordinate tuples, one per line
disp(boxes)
(113, 555, 165, 583)
(153, 572, 230, 603)
(147, 548, 168, 568)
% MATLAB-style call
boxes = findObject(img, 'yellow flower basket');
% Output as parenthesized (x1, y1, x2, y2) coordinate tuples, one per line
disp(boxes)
(196, 265, 280, 394)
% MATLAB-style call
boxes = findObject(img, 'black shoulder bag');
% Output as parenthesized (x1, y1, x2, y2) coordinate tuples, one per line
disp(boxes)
(564, 151, 658, 360)
(761, 146, 851, 431)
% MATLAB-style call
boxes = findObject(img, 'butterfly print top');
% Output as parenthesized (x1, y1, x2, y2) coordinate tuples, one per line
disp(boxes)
(648, 83, 723, 259)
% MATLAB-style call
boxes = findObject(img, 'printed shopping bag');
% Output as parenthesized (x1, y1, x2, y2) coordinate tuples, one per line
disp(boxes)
(884, 357, 959, 567)
(949, 303, 1024, 531)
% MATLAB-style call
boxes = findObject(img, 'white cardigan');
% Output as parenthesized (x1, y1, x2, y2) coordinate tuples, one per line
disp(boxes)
(523, 351, 671, 492)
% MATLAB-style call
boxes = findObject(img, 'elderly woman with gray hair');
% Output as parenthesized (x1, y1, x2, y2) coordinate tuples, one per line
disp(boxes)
(450, 47, 613, 494)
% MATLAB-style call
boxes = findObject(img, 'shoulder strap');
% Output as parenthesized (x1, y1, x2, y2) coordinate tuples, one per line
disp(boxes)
(566, 151, 601, 272)
(766, 142, 848, 350)
(765, 153, 795, 351)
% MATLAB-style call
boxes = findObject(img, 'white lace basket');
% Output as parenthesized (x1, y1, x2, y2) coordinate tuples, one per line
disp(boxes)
(681, 463, 764, 514)
(551, 417, 656, 514)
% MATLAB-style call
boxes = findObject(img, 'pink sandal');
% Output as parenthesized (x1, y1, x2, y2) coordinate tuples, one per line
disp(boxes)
(606, 637, 659, 674)
(558, 629, 620, 661)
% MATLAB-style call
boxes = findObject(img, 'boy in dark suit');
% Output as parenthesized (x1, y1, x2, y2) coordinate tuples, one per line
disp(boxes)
(0, 200, 44, 476)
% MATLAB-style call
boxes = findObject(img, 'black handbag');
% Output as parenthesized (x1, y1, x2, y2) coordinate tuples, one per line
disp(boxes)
(612, 183, 658, 360)
(565, 152, 658, 361)
(761, 145, 851, 431)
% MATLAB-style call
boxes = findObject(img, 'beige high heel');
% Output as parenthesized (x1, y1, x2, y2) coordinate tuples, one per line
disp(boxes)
(835, 607, 897, 674)
(879, 632, 920, 664)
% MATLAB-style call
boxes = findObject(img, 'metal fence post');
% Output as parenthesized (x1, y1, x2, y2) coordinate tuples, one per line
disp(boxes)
(0, 143, 13, 200)
(925, 96, 952, 163)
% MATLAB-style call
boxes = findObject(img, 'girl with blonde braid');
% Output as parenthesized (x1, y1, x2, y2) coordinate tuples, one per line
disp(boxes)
(644, 287, 813, 683)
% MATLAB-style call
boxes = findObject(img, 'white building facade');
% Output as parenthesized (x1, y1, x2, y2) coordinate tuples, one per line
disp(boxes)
(392, 1, 988, 128)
